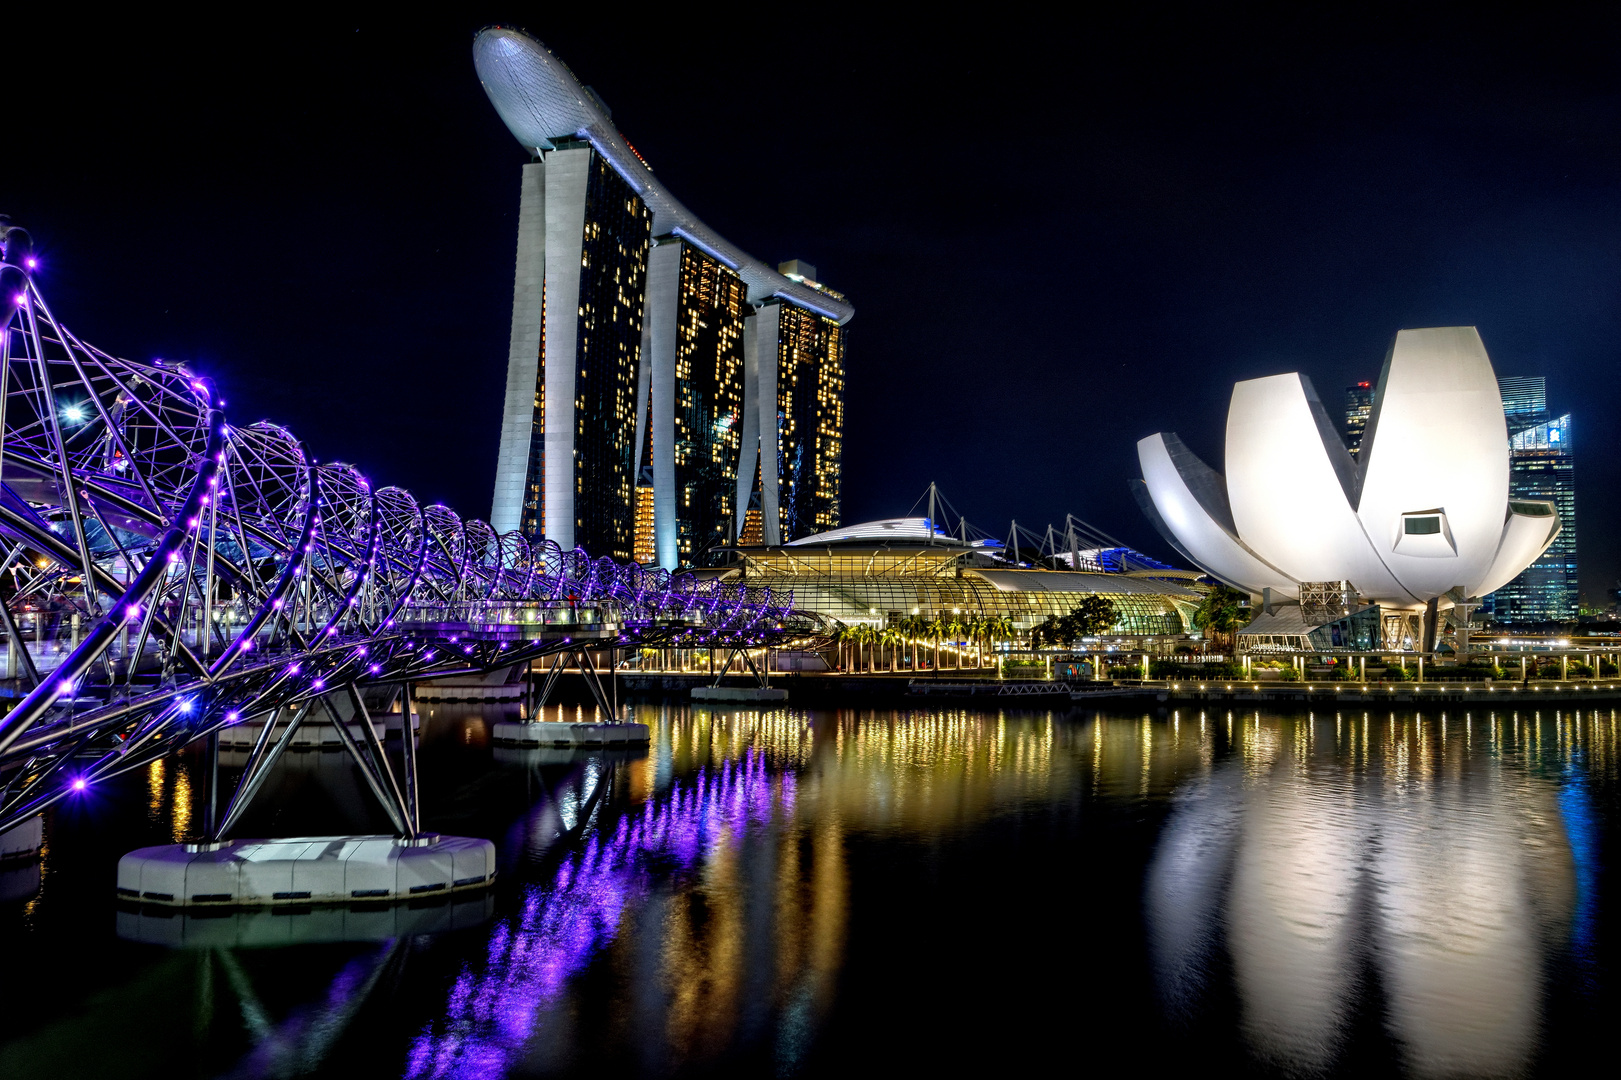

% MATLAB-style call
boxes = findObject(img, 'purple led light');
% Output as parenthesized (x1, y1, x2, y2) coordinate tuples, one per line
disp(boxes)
(71, 778, 86, 791)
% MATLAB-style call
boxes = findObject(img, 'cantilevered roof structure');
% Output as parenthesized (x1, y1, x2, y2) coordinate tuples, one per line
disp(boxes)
(784, 518, 993, 548)
(473, 26, 854, 325)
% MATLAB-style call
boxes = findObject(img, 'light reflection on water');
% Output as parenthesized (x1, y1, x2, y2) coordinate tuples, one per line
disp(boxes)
(406, 704, 1068, 1077)
(0, 703, 1614, 1078)
(1147, 709, 1603, 1079)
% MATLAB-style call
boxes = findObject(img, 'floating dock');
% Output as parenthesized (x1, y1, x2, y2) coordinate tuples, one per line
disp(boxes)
(117, 891, 496, 947)
(490, 720, 650, 747)
(690, 686, 788, 703)
(116, 834, 495, 907)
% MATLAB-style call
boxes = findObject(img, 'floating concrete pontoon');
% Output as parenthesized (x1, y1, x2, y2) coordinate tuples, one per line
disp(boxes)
(217, 709, 419, 751)
(490, 719, 650, 747)
(0, 814, 42, 862)
(691, 686, 789, 703)
(116, 834, 495, 907)
(117, 891, 496, 947)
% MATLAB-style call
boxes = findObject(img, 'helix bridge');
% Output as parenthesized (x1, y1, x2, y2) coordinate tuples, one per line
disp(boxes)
(0, 230, 825, 841)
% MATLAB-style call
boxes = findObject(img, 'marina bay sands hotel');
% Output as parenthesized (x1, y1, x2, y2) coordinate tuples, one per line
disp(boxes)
(475, 27, 853, 569)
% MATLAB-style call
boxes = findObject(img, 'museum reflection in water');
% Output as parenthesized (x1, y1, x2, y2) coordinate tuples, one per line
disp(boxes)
(410, 704, 1609, 1078)
(5, 703, 1609, 1077)
(1144, 708, 1602, 1079)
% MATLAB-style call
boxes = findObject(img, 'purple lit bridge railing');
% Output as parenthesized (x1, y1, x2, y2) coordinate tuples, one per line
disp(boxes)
(0, 235, 829, 837)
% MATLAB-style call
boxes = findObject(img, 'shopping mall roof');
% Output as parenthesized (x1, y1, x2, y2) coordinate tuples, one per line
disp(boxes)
(782, 518, 994, 549)
(473, 26, 854, 325)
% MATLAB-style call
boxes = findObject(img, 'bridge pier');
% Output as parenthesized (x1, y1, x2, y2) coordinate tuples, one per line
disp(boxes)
(118, 684, 492, 908)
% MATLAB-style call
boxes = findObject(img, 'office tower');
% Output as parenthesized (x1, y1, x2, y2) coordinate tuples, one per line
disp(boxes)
(1490, 376, 1577, 623)
(477, 27, 854, 567)
(1343, 381, 1373, 456)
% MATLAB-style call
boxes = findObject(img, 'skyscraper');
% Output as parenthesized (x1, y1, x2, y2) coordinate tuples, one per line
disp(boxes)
(1489, 376, 1577, 623)
(640, 239, 748, 567)
(477, 27, 854, 567)
(734, 270, 846, 547)
(1343, 381, 1373, 456)
(489, 145, 651, 558)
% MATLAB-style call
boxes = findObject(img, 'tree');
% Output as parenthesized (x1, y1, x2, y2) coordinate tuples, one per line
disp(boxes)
(898, 614, 928, 670)
(1192, 586, 1249, 653)
(832, 623, 862, 671)
(981, 614, 1014, 669)
(941, 613, 966, 669)
(1065, 595, 1118, 638)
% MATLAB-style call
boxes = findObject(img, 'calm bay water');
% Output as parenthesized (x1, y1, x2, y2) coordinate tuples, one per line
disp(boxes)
(0, 703, 1615, 1078)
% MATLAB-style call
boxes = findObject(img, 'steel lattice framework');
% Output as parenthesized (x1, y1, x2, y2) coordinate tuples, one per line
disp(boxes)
(0, 249, 824, 836)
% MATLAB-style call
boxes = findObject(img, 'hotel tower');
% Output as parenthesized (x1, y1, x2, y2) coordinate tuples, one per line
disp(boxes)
(476, 27, 854, 566)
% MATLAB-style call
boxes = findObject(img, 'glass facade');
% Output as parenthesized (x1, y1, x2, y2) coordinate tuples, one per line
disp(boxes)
(1343, 381, 1373, 456)
(633, 483, 655, 565)
(673, 246, 746, 566)
(572, 154, 652, 559)
(733, 546, 1199, 636)
(773, 301, 844, 542)
(1492, 412, 1576, 623)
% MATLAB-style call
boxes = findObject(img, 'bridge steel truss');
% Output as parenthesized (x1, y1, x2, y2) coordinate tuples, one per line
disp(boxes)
(0, 259, 826, 837)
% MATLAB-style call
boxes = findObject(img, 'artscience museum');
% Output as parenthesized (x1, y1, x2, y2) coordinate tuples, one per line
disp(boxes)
(1133, 327, 1560, 653)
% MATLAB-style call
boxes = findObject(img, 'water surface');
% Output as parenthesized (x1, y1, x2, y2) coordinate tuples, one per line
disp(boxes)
(0, 704, 1613, 1078)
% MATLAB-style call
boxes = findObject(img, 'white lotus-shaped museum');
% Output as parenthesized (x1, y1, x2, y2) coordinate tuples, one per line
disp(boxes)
(1133, 326, 1559, 613)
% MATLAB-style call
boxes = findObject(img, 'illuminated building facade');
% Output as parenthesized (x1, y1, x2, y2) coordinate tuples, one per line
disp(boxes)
(1343, 381, 1373, 456)
(719, 518, 1201, 636)
(478, 27, 853, 567)
(1135, 328, 1559, 651)
(641, 240, 747, 567)
(1488, 376, 1576, 623)
(738, 283, 845, 547)
(488, 143, 651, 558)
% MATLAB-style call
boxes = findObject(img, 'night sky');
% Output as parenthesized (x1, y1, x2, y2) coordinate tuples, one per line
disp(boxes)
(8, 11, 1621, 601)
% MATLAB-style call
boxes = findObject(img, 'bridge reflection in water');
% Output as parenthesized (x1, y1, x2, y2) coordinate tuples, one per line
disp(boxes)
(406, 706, 1609, 1078)
(0, 704, 1612, 1077)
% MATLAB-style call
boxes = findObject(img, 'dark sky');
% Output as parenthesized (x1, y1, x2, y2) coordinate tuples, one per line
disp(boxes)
(7, 10, 1621, 600)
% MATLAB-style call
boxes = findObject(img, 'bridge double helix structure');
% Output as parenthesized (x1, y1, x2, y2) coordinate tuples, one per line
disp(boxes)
(0, 230, 826, 839)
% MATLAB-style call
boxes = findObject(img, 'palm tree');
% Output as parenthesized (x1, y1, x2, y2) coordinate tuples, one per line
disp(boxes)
(833, 623, 860, 672)
(857, 623, 880, 673)
(982, 614, 1015, 672)
(963, 613, 985, 668)
(881, 623, 904, 671)
(941, 613, 966, 670)
(900, 614, 927, 670)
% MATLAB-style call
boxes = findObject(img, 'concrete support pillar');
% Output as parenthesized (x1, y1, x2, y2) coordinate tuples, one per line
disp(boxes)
(754, 304, 782, 546)
(491, 161, 548, 535)
(540, 147, 592, 548)
(646, 240, 682, 570)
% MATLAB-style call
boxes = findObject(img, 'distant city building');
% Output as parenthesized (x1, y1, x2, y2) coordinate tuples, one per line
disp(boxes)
(1489, 376, 1577, 623)
(1343, 381, 1373, 456)
(477, 27, 853, 567)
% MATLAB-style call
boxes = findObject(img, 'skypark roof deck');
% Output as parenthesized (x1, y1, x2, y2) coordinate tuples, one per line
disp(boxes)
(473, 26, 854, 326)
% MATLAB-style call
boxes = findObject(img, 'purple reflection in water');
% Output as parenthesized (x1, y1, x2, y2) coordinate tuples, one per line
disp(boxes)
(406, 750, 785, 1079)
